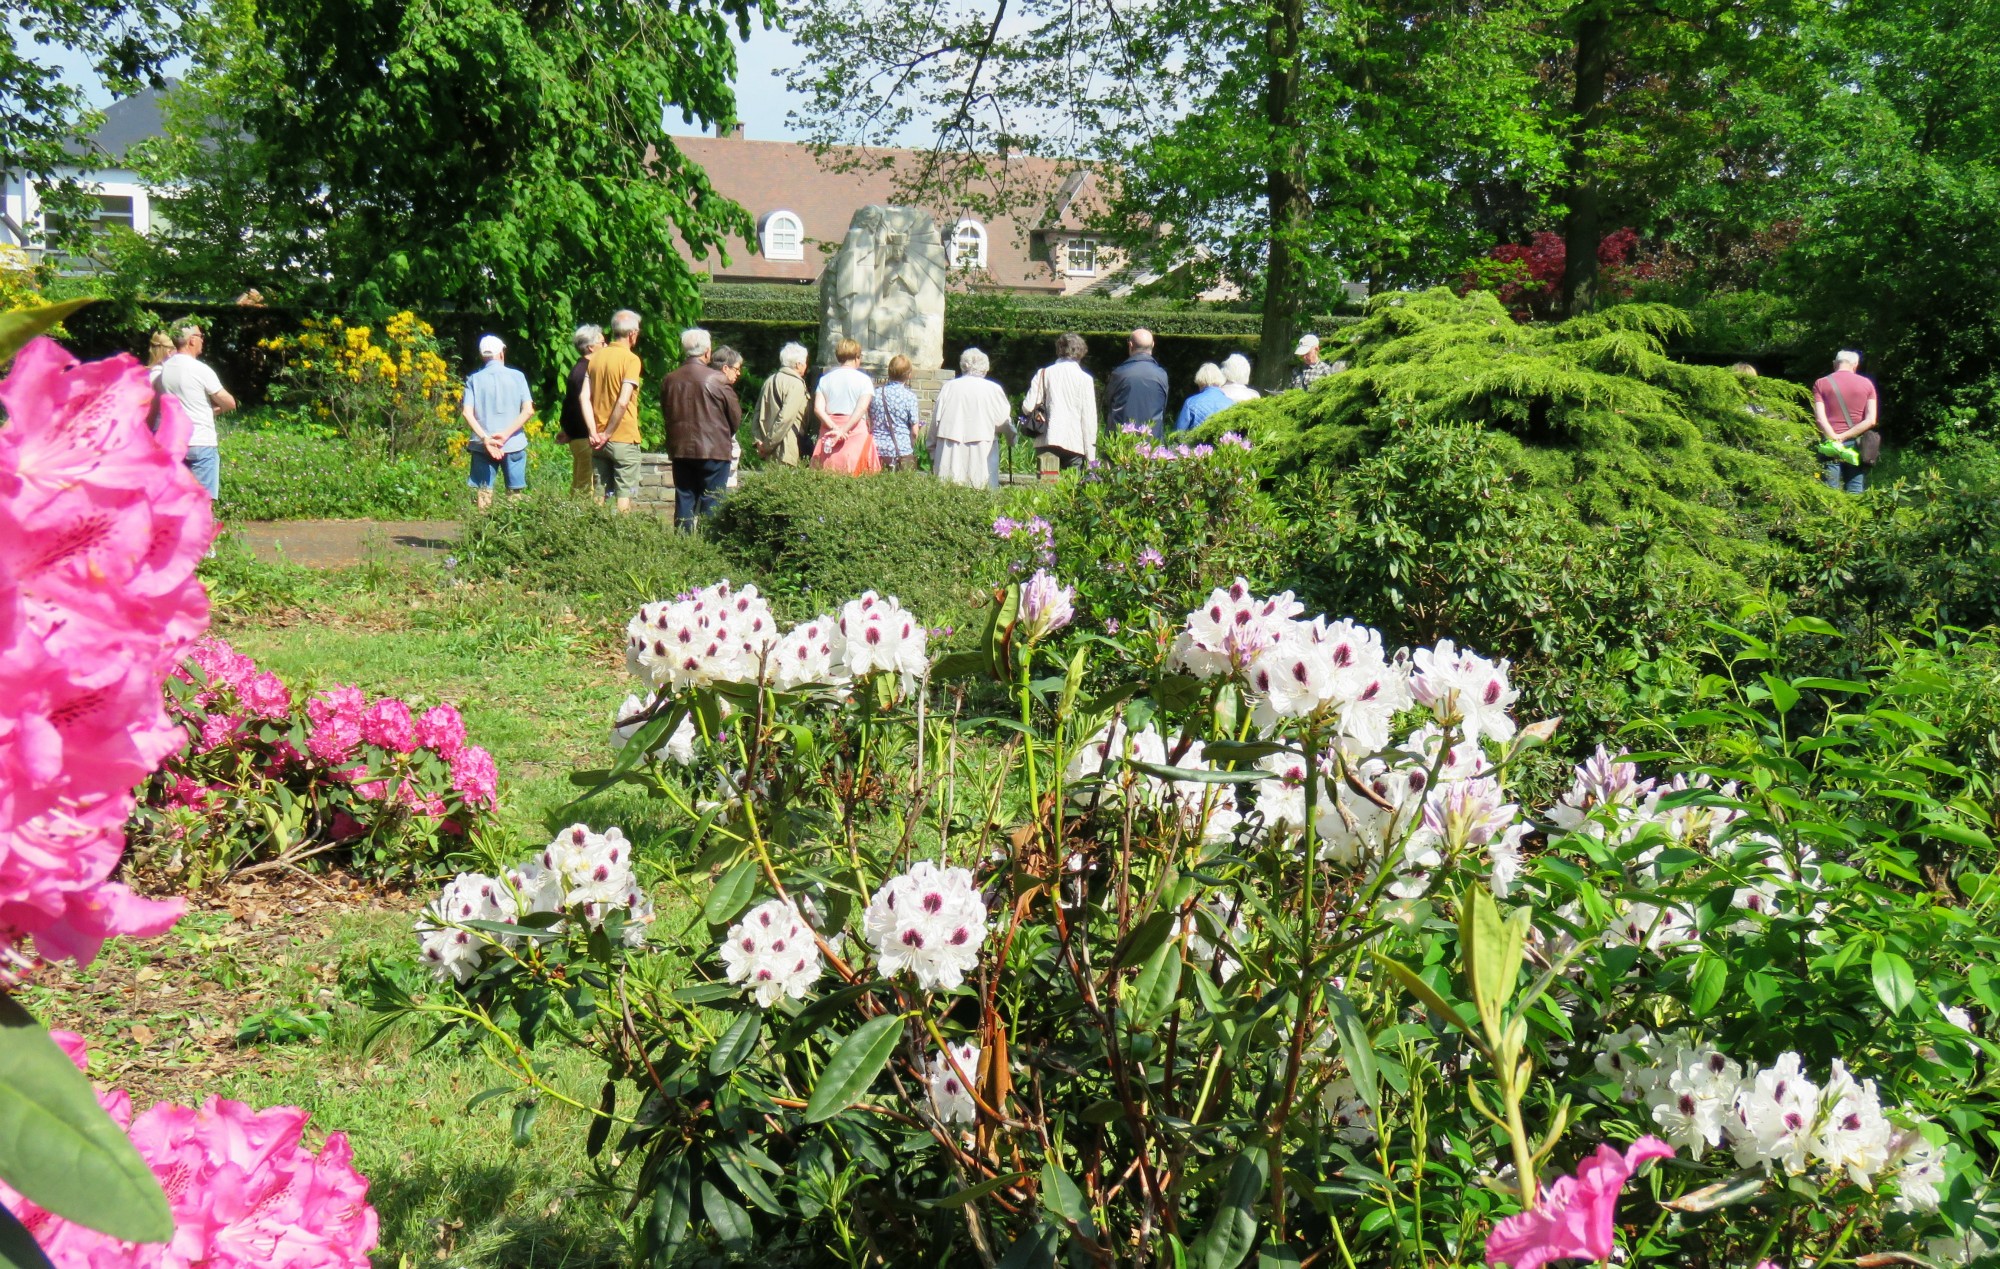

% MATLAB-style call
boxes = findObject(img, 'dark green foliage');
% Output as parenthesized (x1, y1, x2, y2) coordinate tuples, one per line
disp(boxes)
(1206, 288, 1854, 598)
(1279, 420, 1696, 766)
(454, 489, 740, 614)
(706, 467, 1001, 630)
(1831, 439, 2000, 636)
(217, 430, 466, 521)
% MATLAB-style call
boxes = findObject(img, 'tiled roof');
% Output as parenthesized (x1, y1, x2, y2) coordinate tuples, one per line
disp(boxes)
(669, 134, 1104, 293)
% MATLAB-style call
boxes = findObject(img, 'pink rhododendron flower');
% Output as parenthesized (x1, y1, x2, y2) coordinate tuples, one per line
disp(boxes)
(352, 779, 390, 803)
(358, 698, 417, 754)
(415, 703, 467, 760)
(1, 1034, 378, 1268)
(449, 745, 499, 809)
(305, 685, 365, 729)
(0, 338, 206, 972)
(196, 713, 242, 754)
(306, 716, 362, 766)
(241, 671, 292, 720)
(1486, 1136, 1675, 1269)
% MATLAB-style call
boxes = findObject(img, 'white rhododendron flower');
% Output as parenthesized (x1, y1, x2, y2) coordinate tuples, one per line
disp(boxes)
(1940, 1002, 1975, 1032)
(1408, 638, 1518, 747)
(1732, 1051, 1820, 1174)
(926, 1042, 982, 1126)
(767, 615, 847, 690)
(1017, 569, 1075, 643)
(720, 899, 824, 1007)
(1067, 720, 1168, 784)
(864, 861, 989, 990)
(838, 591, 930, 687)
(416, 871, 518, 983)
(1892, 1132, 1947, 1213)
(1812, 1060, 1895, 1185)
(610, 693, 698, 765)
(1169, 578, 1304, 677)
(625, 581, 780, 691)
(509, 823, 656, 945)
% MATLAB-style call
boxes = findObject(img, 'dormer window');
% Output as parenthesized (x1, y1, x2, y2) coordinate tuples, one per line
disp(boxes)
(948, 218, 988, 269)
(761, 210, 805, 261)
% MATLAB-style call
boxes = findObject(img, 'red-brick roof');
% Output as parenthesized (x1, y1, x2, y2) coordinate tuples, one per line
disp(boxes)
(668, 134, 1107, 294)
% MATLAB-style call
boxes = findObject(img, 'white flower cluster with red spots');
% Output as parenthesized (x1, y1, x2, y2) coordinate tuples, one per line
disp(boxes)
(863, 861, 989, 991)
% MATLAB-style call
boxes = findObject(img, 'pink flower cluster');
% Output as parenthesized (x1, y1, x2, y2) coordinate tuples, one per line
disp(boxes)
(152, 639, 500, 852)
(0, 338, 211, 976)
(1, 1031, 378, 1268)
(1485, 1136, 1675, 1269)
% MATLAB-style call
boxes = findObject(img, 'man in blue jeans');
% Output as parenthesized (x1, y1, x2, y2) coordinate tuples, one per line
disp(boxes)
(157, 322, 236, 499)
(461, 334, 535, 507)
(1811, 350, 1879, 494)
(661, 328, 741, 528)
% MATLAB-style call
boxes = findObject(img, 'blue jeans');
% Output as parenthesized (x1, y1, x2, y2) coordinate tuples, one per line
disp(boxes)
(672, 457, 731, 528)
(1823, 460, 1867, 494)
(185, 446, 220, 499)
(469, 445, 527, 489)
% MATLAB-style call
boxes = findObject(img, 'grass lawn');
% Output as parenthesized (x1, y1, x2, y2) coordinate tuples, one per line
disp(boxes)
(24, 548, 706, 1269)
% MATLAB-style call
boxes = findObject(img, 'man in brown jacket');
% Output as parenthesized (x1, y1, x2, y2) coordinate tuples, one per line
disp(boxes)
(662, 327, 742, 527)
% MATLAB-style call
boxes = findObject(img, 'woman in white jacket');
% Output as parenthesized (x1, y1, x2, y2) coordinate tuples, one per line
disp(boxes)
(930, 347, 1011, 489)
(1019, 332, 1099, 471)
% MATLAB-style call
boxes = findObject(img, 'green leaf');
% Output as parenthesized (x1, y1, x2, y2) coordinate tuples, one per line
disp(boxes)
(1459, 887, 1524, 1040)
(803, 1012, 904, 1122)
(1323, 987, 1378, 1109)
(1109, 910, 1178, 972)
(1131, 940, 1184, 1025)
(0, 1204, 57, 1269)
(1760, 673, 1800, 716)
(930, 651, 989, 681)
(1191, 1152, 1267, 1269)
(1371, 953, 1487, 1059)
(708, 1008, 764, 1076)
(985, 583, 1022, 681)
(1127, 758, 1271, 785)
(1778, 615, 1843, 639)
(1661, 1168, 1769, 1212)
(923, 1170, 1029, 1209)
(701, 1178, 753, 1251)
(0, 995, 171, 1242)
(0, 299, 94, 368)
(1039, 1159, 1090, 1229)
(1689, 953, 1728, 1016)
(586, 1081, 616, 1158)
(647, 1154, 694, 1264)
(1871, 949, 1919, 1016)
(996, 1223, 1061, 1269)
(716, 1144, 786, 1215)
(703, 857, 760, 926)
(510, 1098, 541, 1147)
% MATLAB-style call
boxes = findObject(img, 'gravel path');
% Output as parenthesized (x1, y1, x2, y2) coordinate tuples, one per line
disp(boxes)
(227, 519, 462, 569)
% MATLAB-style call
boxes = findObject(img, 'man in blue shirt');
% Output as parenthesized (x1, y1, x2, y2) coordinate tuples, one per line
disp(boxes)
(461, 334, 535, 507)
(1107, 328, 1170, 438)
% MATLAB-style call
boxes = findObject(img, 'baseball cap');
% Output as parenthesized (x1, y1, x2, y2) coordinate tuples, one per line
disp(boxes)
(478, 334, 505, 358)
(1294, 333, 1320, 356)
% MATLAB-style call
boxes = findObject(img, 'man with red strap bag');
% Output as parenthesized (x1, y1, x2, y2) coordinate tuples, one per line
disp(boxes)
(1812, 349, 1880, 494)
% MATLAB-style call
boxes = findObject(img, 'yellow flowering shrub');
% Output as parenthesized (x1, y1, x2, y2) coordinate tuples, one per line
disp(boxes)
(260, 312, 459, 457)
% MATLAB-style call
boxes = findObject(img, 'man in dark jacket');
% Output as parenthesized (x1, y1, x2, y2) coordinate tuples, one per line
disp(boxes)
(1107, 328, 1169, 438)
(662, 327, 742, 527)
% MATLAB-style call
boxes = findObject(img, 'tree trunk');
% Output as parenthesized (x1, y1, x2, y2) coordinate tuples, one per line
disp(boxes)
(1255, 0, 1309, 390)
(1560, 3, 1613, 317)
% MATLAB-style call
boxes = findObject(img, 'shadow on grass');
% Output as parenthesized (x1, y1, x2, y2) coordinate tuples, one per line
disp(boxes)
(370, 1159, 626, 1269)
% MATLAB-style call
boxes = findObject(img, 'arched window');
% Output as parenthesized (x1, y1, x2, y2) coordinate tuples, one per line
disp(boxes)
(948, 218, 988, 269)
(761, 210, 805, 261)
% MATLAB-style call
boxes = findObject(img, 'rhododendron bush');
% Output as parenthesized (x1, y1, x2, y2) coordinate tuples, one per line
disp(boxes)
(1, 323, 381, 1266)
(0, 1031, 379, 1268)
(382, 574, 1998, 1268)
(132, 635, 502, 881)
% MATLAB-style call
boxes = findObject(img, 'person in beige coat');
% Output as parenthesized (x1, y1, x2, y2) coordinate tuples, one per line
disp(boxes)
(756, 342, 812, 466)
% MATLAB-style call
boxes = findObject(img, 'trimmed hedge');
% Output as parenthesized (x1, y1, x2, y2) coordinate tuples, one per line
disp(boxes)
(453, 488, 742, 613)
(705, 466, 1002, 631)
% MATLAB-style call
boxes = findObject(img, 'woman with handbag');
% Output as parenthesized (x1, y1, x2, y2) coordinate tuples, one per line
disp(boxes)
(812, 338, 881, 476)
(1811, 349, 1881, 494)
(1018, 331, 1099, 472)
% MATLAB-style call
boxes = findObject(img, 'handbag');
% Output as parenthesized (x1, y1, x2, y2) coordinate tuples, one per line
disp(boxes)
(1830, 382, 1882, 465)
(1016, 368, 1051, 441)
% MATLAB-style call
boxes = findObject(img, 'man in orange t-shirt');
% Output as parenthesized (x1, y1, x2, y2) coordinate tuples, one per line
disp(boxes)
(1811, 349, 1879, 494)
(583, 309, 644, 512)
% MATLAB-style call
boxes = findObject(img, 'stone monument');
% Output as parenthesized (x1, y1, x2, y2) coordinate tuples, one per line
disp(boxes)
(818, 206, 953, 416)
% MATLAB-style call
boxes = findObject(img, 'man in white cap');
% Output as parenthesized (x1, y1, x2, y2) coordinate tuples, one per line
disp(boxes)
(461, 333, 535, 507)
(1290, 332, 1335, 392)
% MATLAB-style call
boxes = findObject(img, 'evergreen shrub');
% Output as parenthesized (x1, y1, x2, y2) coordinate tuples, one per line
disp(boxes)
(706, 466, 1001, 630)
(1202, 287, 1855, 600)
(453, 489, 740, 612)
(1834, 438, 2000, 636)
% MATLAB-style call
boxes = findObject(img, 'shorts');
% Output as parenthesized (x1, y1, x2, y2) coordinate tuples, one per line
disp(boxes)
(185, 445, 220, 499)
(593, 441, 643, 497)
(468, 444, 527, 490)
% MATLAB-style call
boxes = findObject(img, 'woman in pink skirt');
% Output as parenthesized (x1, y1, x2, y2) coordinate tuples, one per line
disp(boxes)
(812, 338, 881, 475)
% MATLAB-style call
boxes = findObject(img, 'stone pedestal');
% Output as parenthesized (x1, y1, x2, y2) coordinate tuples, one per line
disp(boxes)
(632, 453, 676, 516)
